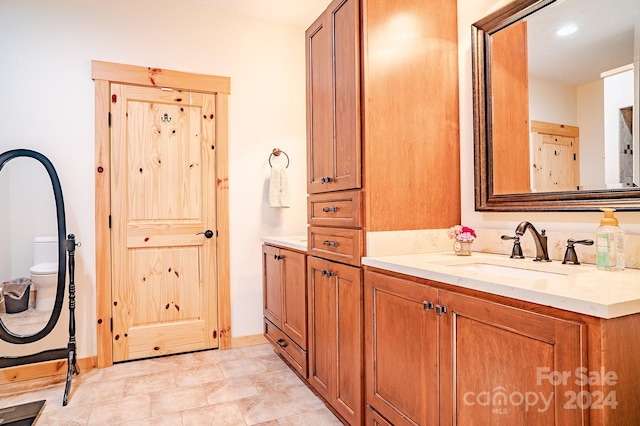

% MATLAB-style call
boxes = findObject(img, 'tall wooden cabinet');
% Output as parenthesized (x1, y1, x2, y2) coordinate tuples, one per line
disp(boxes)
(304, 0, 460, 424)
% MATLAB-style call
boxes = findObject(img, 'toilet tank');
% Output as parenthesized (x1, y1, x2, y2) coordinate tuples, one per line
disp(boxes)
(33, 236, 58, 265)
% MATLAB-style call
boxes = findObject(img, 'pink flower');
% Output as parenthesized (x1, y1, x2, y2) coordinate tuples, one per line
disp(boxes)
(448, 225, 476, 242)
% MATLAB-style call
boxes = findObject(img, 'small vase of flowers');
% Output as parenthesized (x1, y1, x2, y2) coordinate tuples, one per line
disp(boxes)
(448, 225, 476, 256)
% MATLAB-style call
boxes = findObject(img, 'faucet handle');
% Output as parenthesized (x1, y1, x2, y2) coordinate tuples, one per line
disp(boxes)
(562, 239, 594, 265)
(501, 234, 524, 259)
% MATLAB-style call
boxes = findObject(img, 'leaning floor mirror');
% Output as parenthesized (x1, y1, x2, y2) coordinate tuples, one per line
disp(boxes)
(0, 149, 79, 406)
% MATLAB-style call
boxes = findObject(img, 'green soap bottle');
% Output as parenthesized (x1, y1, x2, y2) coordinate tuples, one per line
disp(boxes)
(596, 208, 625, 271)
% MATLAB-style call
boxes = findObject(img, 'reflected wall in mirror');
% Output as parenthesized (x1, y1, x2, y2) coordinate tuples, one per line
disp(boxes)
(473, 0, 640, 211)
(0, 150, 67, 343)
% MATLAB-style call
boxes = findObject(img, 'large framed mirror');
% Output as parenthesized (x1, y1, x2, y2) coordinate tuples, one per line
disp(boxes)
(0, 150, 67, 343)
(473, 0, 639, 211)
(0, 149, 78, 406)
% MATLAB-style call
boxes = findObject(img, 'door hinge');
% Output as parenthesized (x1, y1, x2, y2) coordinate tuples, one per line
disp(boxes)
(436, 305, 447, 316)
(216, 230, 218, 237)
(110, 317, 113, 332)
(108, 111, 111, 127)
(423, 301, 434, 312)
(573, 153, 576, 161)
(108, 215, 111, 228)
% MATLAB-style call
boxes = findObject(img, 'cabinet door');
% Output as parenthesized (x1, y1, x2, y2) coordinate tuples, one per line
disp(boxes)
(281, 249, 307, 350)
(306, 0, 360, 194)
(308, 256, 362, 425)
(439, 290, 587, 426)
(262, 245, 282, 328)
(365, 271, 439, 426)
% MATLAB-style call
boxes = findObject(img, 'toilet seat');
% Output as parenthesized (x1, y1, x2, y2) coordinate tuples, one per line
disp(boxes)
(30, 262, 58, 275)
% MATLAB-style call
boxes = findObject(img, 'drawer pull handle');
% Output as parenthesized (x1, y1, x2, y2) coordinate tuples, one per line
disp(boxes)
(276, 338, 288, 348)
(274, 254, 284, 260)
(322, 206, 338, 213)
(323, 240, 338, 247)
(320, 176, 333, 184)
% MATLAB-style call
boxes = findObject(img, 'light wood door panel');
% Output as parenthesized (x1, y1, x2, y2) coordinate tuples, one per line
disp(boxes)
(110, 84, 218, 362)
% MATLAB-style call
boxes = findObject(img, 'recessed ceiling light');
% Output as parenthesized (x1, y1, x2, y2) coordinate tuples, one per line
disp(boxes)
(556, 25, 578, 36)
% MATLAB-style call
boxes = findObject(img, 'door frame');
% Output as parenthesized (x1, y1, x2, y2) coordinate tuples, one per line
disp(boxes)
(92, 60, 231, 368)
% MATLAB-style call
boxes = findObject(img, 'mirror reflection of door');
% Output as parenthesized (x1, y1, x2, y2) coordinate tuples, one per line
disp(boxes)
(531, 121, 580, 192)
(0, 157, 58, 336)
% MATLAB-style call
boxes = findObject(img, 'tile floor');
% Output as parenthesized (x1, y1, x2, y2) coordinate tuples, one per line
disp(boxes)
(0, 343, 343, 425)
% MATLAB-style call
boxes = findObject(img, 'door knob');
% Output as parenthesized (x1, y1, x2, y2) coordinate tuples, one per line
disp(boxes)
(197, 230, 214, 238)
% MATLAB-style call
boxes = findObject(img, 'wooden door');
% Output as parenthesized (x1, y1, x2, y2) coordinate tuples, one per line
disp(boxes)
(365, 271, 439, 426)
(439, 290, 587, 425)
(307, 256, 362, 425)
(110, 84, 218, 362)
(306, 0, 360, 194)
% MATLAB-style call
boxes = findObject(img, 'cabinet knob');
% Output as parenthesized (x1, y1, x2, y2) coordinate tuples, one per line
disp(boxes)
(276, 338, 288, 348)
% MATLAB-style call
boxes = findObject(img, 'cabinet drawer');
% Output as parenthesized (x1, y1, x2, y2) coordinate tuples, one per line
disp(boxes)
(264, 319, 308, 379)
(308, 226, 363, 267)
(308, 190, 362, 228)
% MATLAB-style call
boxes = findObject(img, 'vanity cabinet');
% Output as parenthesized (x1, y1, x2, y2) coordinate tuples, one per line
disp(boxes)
(262, 244, 307, 378)
(308, 256, 363, 425)
(365, 270, 592, 425)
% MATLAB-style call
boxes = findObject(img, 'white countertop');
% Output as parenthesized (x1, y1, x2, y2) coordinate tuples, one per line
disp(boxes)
(261, 235, 308, 252)
(362, 252, 640, 319)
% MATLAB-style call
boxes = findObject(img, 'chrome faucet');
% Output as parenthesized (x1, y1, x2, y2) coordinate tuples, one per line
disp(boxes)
(515, 221, 551, 262)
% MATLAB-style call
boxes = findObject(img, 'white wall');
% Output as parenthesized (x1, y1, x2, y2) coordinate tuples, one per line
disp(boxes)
(0, 0, 309, 357)
(529, 76, 577, 125)
(458, 0, 640, 234)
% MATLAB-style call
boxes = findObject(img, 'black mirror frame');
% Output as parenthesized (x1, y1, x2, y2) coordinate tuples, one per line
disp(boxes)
(0, 149, 67, 343)
(472, 0, 640, 211)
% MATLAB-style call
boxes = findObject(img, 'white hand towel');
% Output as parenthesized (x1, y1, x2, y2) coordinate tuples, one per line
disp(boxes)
(268, 167, 290, 208)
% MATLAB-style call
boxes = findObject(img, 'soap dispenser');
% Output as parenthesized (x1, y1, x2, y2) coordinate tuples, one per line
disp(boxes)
(596, 208, 625, 271)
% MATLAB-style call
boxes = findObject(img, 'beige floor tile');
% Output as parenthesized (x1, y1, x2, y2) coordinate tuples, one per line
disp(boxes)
(236, 390, 302, 425)
(218, 357, 267, 379)
(119, 411, 183, 426)
(203, 376, 259, 405)
(87, 394, 151, 425)
(284, 385, 328, 411)
(150, 383, 209, 417)
(124, 370, 176, 396)
(100, 359, 153, 382)
(250, 368, 306, 394)
(232, 344, 275, 359)
(33, 402, 93, 426)
(67, 376, 126, 406)
(175, 364, 225, 387)
(181, 401, 246, 426)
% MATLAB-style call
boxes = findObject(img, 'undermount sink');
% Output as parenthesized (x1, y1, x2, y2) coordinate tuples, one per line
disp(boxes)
(448, 262, 569, 280)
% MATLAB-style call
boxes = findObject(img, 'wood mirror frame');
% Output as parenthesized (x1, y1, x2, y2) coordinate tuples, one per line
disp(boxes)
(472, 0, 640, 211)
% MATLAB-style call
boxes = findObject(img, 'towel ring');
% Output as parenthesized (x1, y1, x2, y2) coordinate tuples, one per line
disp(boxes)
(269, 148, 289, 168)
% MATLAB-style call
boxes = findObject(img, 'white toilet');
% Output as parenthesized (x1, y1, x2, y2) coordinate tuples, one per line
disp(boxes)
(30, 236, 59, 311)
